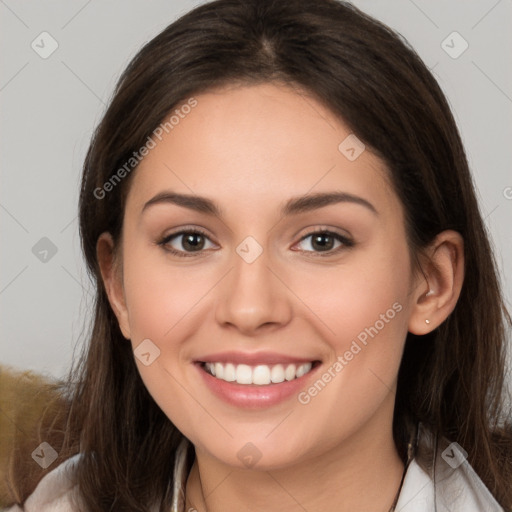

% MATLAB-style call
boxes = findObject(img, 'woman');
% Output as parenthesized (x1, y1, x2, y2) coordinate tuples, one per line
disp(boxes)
(5, 0, 512, 510)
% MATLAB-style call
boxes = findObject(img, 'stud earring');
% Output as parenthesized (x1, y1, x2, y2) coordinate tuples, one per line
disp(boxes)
(425, 319, 430, 324)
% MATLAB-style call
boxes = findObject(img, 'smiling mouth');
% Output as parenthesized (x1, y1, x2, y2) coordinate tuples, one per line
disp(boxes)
(198, 361, 321, 386)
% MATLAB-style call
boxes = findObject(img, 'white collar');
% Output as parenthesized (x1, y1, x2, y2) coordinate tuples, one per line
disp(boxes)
(394, 456, 503, 511)
(171, 424, 504, 512)
(395, 423, 504, 511)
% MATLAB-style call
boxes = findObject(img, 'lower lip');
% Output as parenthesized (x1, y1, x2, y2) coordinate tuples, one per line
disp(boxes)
(195, 362, 321, 408)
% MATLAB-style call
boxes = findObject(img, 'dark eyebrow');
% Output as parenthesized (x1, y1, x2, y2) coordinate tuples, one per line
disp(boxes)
(141, 190, 378, 217)
(283, 191, 378, 216)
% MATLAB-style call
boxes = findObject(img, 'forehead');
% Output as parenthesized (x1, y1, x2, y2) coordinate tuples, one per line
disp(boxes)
(126, 82, 398, 219)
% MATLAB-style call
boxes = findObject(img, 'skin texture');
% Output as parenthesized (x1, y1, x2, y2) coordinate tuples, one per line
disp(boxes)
(97, 83, 464, 512)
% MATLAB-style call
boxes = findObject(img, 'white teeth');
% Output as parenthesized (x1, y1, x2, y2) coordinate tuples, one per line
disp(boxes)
(253, 365, 271, 385)
(270, 364, 285, 383)
(224, 363, 236, 382)
(296, 362, 312, 378)
(236, 364, 252, 384)
(285, 364, 296, 381)
(203, 361, 315, 385)
(214, 362, 224, 379)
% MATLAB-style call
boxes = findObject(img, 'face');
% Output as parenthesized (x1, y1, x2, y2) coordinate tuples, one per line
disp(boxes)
(103, 82, 419, 470)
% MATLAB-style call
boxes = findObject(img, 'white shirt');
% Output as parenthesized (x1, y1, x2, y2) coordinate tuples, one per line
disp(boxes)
(3, 425, 504, 512)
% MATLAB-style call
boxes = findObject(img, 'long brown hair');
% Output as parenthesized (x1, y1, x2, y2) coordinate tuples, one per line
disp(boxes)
(7, 0, 512, 510)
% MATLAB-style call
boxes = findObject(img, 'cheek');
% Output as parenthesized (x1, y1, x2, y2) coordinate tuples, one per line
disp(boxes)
(294, 243, 411, 402)
(120, 247, 209, 431)
(294, 243, 411, 353)
(121, 243, 210, 343)
(293, 260, 410, 438)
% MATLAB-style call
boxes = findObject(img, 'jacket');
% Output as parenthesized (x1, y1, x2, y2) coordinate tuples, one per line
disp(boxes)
(3, 423, 505, 511)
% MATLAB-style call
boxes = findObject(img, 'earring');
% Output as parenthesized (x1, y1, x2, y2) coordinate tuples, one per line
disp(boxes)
(425, 319, 430, 324)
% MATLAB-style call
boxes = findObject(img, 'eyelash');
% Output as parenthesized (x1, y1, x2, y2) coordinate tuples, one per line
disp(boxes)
(157, 227, 354, 258)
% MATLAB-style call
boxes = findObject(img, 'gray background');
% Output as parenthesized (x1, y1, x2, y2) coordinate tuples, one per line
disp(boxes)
(1, 0, 511, 381)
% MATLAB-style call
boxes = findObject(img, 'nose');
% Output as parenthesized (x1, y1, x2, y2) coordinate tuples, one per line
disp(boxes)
(214, 241, 293, 336)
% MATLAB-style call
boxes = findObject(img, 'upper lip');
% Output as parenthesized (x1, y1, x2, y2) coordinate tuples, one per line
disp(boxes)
(196, 351, 319, 366)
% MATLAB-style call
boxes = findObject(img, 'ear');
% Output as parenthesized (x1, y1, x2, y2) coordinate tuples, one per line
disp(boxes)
(408, 230, 465, 335)
(96, 232, 131, 339)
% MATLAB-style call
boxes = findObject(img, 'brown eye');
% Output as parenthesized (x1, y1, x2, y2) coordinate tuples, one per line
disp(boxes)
(158, 229, 215, 257)
(295, 230, 354, 256)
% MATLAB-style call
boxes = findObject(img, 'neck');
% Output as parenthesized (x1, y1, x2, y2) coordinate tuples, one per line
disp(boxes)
(185, 406, 405, 512)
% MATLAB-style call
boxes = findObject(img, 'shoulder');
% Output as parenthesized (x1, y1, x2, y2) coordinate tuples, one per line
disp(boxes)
(395, 425, 504, 512)
(3, 440, 192, 512)
(3, 454, 83, 512)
